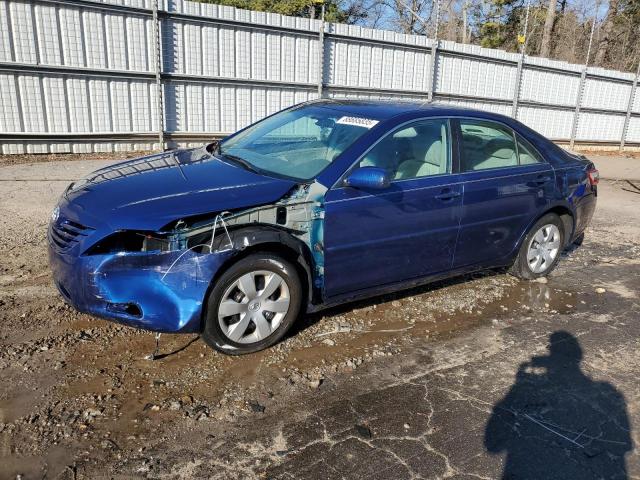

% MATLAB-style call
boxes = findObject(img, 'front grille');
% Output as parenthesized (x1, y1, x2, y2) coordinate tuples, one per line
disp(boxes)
(50, 217, 93, 251)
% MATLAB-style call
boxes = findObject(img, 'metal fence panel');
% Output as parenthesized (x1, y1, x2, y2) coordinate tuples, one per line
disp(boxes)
(517, 106, 575, 140)
(327, 89, 425, 103)
(325, 38, 431, 92)
(519, 68, 580, 107)
(632, 86, 640, 113)
(164, 81, 318, 133)
(436, 54, 517, 101)
(1, 0, 640, 153)
(627, 117, 640, 142)
(0, 2, 12, 62)
(59, 8, 86, 67)
(440, 98, 512, 117)
(577, 111, 626, 141)
(582, 77, 631, 112)
(0, 73, 22, 131)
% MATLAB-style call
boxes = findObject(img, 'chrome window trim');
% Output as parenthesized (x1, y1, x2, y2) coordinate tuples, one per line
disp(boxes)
(330, 114, 551, 191)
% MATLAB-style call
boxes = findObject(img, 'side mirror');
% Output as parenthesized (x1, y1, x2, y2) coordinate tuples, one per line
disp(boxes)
(344, 167, 391, 190)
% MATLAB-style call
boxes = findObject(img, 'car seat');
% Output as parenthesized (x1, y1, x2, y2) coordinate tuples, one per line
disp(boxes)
(359, 132, 404, 171)
(395, 123, 447, 179)
(472, 138, 517, 170)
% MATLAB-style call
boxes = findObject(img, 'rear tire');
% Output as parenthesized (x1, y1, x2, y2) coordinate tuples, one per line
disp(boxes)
(202, 253, 302, 355)
(510, 213, 564, 280)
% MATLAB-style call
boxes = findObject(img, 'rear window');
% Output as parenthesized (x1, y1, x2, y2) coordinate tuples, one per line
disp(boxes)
(459, 119, 544, 171)
(460, 120, 517, 171)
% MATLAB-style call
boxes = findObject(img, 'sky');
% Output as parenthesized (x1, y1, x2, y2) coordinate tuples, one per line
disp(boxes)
(341, 0, 611, 33)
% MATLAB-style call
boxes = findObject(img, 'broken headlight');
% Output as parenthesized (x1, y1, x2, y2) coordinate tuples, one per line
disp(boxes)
(83, 214, 233, 256)
(84, 231, 174, 255)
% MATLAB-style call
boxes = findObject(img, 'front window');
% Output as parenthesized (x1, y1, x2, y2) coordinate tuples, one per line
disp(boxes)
(356, 118, 450, 180)
(218, 105, 377, 180)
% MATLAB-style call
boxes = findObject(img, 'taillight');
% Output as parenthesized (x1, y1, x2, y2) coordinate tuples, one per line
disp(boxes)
(587, 168, 599, 186)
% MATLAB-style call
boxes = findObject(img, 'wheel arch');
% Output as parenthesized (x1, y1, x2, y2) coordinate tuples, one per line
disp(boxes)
(511, 203, 575, 261)
(199, 225, 318, 332)
(546, 205, 575, 246)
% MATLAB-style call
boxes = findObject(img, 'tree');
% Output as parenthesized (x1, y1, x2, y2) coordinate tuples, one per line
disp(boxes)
(540, 0, 558, 57)
(476, 0, 534, 52)
(196, 0, 367, 23)
(477, 0, 515, 49)
(595, 0, 621, 65)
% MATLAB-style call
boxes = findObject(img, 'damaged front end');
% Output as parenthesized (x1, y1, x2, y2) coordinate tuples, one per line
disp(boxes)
(48, 181, 327, 333)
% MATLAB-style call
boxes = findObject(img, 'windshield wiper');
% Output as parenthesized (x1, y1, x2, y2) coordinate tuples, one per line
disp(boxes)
(218, 151, 262, 174)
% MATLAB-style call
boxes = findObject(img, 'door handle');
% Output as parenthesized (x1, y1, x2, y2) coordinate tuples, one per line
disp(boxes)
(534, 175, 552, 185)
(434, 190, 461, 201)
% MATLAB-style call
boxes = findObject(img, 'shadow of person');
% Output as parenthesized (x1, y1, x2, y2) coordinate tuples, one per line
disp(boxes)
(484, 331, 633, 479)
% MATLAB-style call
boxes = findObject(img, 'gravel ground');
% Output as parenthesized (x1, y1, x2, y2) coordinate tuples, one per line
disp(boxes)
(0, 154, 639, 479)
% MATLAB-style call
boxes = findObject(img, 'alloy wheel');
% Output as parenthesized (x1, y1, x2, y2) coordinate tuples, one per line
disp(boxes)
(526, 224, 561, 274)
(217, 270, 291, 344)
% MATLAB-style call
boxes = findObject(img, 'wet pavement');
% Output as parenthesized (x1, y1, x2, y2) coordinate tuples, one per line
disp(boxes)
(0, 156, 639, 479)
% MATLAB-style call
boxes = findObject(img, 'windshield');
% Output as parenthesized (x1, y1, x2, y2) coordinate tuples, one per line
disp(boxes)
(218, 104, 377, 180)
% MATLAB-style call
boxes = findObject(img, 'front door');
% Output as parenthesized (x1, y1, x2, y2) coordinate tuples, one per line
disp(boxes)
(323, 118, 463, 298)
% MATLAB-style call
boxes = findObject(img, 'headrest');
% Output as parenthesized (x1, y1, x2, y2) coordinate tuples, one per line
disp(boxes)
(423, 139, 442, 166)
(485, 138, 515, 159)
(393, 127, 417, 139)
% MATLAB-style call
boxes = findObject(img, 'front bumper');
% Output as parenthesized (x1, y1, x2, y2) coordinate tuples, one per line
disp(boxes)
(48, 231, 233, 333)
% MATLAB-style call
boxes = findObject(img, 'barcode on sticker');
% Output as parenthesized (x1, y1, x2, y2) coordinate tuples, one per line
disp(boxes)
(336, 116, 379, 129)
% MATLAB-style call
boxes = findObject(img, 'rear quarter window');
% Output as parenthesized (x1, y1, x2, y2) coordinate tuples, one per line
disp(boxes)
(516, 134, 544, 165)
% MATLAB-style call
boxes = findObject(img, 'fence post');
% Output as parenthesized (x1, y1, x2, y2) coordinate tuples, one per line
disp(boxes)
(620, 62, 640, 151)
(152, 0, 165, 150)
(427, 41, 438, 102)
(569, 69, 587, 149)
(570, 14, 597, 150)
(316, 2, 325, 98)
(427, 0, 441, 102)
(511, 57, 524, 118)
(512, 0, 530, 119)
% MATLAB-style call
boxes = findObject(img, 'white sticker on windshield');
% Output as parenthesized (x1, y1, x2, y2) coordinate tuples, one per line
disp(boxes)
(336, 116, 379, 129)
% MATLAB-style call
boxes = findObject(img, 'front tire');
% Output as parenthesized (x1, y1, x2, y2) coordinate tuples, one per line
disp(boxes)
(573, 232, 585, 246)
(510, 213, 564, 280)
(202, 253, 302, 355)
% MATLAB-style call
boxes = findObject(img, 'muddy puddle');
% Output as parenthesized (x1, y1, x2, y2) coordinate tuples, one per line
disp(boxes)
(61, 275, 583, 413)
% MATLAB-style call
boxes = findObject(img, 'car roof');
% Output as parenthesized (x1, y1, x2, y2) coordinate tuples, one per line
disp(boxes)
(308, 99, 508, 123)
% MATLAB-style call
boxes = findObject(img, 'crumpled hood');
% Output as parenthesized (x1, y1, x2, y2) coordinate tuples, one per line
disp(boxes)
(62, 147, 297, 231)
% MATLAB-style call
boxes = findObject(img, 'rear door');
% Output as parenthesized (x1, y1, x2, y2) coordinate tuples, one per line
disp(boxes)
(323, 118, 463, 297)
(453, 118, 554, 268)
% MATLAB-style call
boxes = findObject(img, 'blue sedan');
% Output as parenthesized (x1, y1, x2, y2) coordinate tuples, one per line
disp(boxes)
(48, 101, 598, 354)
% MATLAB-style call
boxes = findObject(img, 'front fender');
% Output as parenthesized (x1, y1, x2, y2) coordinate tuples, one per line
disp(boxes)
(201, 225, 318, 327)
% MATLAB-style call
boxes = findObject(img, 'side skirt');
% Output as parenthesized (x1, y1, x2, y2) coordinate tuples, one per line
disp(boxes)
(306, 260, 511, 314)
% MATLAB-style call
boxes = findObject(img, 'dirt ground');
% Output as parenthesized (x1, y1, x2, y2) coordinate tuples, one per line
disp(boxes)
(1, 154, 639, 479)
